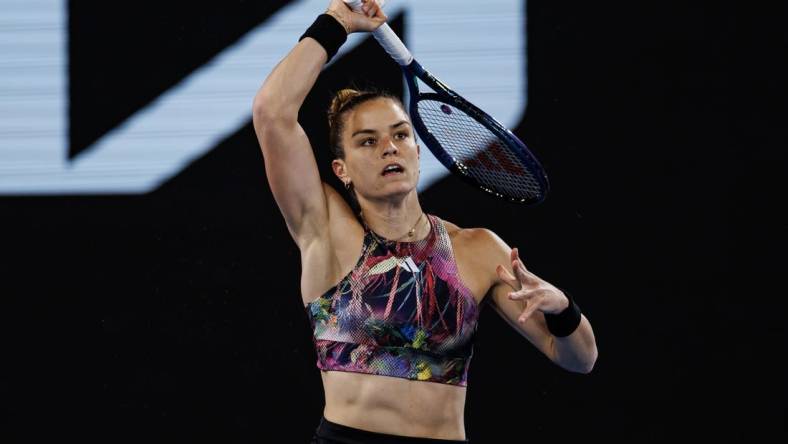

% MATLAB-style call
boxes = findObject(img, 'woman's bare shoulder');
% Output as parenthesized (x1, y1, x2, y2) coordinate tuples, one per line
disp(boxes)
(439, 217, 502, 248)
(437, 217, 510, 298)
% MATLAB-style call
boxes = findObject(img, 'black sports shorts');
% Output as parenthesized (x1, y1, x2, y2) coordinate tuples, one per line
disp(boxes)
(310, 416, 470, 444)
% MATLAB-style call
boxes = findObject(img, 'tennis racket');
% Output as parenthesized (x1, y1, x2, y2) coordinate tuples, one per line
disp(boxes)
(344, 0, 549, 205)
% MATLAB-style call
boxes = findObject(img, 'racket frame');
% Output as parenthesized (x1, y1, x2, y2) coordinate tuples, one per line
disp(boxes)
(341, 0, 549, 204)
(403, 60, 550, 205)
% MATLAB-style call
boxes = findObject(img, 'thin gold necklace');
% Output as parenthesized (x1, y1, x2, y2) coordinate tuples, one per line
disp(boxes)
(360, 211, 426, 242)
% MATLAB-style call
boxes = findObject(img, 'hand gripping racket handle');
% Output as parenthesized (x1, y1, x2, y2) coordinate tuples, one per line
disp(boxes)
(343, 0, 413, 66)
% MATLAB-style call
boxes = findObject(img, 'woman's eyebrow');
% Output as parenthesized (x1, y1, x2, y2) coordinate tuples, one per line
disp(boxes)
(352, 121, 411, 138)
(351, 128, 376, 137)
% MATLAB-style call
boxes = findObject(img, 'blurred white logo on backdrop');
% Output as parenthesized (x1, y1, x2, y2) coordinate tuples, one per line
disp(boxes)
(0, 0, 526, 195)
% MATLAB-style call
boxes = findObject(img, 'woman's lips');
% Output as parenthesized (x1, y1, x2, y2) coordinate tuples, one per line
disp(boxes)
(381, 163, 405, 176)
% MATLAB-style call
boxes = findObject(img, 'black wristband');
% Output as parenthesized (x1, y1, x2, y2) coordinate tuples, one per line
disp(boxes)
(299, 14, 348, 63)
(544, 289, 582, 337)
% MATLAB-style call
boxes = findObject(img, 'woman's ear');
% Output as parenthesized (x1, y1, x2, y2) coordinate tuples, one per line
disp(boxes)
(332, 158, 348, 184)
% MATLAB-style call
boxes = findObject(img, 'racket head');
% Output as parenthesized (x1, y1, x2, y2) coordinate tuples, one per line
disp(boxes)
(404, 62, 550, 205)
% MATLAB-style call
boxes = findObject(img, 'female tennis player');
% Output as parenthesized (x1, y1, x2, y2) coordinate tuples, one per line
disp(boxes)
(252, 1, 597, 442)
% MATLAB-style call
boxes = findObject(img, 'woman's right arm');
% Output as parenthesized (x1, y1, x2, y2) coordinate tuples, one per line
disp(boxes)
(252, 36, 333, 249)
(251, 0, 386, 249)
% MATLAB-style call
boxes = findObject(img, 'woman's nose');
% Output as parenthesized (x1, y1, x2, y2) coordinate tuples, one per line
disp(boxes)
(382, 137, 398, 156)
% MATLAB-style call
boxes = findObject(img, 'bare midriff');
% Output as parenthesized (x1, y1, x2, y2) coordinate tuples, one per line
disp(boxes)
(321, 370, 467, 440)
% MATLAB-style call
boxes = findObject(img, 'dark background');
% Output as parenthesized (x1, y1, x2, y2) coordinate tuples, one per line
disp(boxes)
(2, 0, 782, 442)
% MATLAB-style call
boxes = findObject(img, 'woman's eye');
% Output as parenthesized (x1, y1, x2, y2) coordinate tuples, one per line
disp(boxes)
(361, 138, 376, 146)
(395, 132, 409, 140)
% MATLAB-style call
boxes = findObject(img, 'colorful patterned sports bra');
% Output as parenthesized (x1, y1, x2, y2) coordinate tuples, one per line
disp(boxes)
(304, 214, 480, 387)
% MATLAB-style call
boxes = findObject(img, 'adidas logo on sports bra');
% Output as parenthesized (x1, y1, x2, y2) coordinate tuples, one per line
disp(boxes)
(398, 256, 420, 273)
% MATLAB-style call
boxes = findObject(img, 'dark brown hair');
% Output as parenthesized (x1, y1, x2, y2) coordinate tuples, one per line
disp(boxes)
(327, 88, 405, 159)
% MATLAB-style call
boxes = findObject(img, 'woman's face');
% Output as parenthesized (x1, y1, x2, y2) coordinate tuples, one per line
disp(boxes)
(333, 98, 420, 201)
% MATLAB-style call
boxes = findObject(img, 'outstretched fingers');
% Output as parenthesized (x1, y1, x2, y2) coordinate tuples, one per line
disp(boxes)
(517, 300, 541, 323)
(511, 248, 540, 287)
(496, 265, 520, 291)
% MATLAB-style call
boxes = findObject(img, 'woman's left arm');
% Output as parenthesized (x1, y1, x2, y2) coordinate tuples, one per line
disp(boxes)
(476, 229, 598, 374)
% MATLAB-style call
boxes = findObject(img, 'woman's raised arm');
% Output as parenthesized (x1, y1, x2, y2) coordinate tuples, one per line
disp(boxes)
(252, 36, 333, 249)
(251, 0, 386, 249)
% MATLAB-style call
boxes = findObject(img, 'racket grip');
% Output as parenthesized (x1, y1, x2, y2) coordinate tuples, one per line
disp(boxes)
(343, 0, 413, 66)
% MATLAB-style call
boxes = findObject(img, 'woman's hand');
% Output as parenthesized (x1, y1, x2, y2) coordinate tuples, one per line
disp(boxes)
(496, 248, 569, 324)
(326, 0, 387, 34)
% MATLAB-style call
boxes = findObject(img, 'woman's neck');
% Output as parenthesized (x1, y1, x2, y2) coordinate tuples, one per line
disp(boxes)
(357, 193, 428, 242)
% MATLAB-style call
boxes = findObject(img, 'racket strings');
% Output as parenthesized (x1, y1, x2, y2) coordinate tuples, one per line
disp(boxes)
(415, 99, 543, 200)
